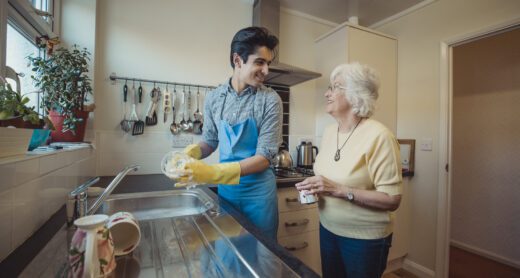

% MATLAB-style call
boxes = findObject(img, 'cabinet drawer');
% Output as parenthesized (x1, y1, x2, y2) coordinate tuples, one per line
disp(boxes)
(278, 230, 321, 275)
(278, 207, 319, 237)
(278, 187, 317, 212)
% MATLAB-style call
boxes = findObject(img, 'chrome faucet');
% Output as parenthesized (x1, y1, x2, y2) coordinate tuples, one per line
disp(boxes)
(67, 165, 140, 226)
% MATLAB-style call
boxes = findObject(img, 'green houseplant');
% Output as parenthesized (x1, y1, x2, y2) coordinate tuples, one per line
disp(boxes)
(28, 44, 94, 141)
(0, 80, 42, 127)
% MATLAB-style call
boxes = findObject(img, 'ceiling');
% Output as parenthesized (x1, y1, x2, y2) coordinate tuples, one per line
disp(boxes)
(280, 0, 429, 27)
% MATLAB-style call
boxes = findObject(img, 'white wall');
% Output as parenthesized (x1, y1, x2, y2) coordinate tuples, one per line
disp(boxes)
(375, 0, 520, 273)
(278, 8, 336, 161)
(92, 0, 252, 175)
(60, 0, 97, 140)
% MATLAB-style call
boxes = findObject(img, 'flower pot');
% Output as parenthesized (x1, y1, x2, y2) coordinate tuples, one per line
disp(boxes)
(0, 116, 25, 127)
(48, 110, 89, 142)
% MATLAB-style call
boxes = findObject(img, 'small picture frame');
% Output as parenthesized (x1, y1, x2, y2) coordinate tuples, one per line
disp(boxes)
(398, 139, 415, 177)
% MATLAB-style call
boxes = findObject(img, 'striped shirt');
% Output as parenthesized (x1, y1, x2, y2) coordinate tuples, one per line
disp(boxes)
(202, 79, 283, 164)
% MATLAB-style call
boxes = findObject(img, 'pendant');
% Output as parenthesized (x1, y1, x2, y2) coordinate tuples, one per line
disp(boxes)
(334, 150, 341, 161)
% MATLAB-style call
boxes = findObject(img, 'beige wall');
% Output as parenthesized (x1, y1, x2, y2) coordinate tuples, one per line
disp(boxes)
(451, 27, 520, 267)
(60, 0, 97, 139)
(278, 9, 336, 160)
(91, 0, 252, 175)
(376, 0, 520, 272)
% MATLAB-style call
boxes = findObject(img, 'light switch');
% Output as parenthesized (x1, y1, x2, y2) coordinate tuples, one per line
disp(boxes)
(420, 138, 433, 151)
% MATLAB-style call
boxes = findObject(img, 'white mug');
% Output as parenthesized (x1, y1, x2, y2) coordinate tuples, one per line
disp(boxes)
(299, 190, 318, 205)
(107, 212, 141, 256)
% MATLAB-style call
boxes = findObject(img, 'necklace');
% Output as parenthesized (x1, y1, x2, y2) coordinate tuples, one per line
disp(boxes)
(334, 118, 362, 162)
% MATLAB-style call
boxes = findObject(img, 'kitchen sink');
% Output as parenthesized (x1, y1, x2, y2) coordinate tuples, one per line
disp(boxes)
(88, 188, 300, 278)
(98, 189, 216, 220)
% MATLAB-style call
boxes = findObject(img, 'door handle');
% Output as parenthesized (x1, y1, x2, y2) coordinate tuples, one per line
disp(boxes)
(284, 241, 309, 251)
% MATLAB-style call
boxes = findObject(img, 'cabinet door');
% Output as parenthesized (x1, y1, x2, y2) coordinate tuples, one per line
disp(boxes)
(348, 27, 397, 134)
(278, 207, 319, 237)
(278, 230, 321, 275)
(315, 25, 398, 137)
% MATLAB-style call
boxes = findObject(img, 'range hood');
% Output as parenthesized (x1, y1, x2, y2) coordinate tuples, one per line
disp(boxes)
(253, 0, 321, 87)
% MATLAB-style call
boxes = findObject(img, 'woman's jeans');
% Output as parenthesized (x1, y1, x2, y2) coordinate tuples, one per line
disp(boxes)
(320, 224, 393, 278)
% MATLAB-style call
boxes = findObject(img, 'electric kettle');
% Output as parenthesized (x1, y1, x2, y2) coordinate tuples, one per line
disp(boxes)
(296, 141, 319, 169)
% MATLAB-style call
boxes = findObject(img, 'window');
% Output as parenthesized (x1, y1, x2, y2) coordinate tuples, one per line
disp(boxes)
(30, 0, 55, 26)
(6, 23, 41, 112)
(1, 0, 60, 113)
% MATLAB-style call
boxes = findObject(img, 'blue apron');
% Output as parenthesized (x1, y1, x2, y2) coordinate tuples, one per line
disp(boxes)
(217, 91, 278, 239)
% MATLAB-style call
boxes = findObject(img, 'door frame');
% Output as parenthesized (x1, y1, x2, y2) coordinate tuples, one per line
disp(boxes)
(436, 17, 520, 278)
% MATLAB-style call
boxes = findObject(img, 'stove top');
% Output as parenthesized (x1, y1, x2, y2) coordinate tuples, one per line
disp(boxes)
(274, 167, 314, 180)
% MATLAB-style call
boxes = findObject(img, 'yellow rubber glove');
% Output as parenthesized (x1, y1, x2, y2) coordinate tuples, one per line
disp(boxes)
(182, 160, 241, 185)
(183, 144, 202, 160)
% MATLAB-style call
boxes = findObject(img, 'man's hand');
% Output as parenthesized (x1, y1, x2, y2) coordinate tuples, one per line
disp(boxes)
(183, 144, 202, 160)
(181, 160, 241, 185)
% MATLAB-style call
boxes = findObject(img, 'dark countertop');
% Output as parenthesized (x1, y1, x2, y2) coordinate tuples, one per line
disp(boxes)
(1, 174, 318, 277)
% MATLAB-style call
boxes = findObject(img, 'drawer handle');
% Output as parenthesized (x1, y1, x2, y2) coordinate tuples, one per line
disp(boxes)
(284, 241, 309, 251)
(285, 197, 299, 203)
(285, 219, 310, 227)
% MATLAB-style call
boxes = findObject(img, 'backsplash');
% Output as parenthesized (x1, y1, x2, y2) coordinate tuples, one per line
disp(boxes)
(0, 147, 95, 262)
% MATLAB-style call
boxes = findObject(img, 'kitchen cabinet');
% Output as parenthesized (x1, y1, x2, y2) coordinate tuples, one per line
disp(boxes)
(315, 22, 398, 135)
(277, 187, 321, 275)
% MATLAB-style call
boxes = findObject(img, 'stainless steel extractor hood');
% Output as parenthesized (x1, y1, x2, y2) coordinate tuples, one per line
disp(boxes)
(253, 0, 321, 87)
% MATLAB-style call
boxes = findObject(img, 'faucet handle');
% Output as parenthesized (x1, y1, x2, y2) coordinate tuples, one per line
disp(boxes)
(70, 177, 101, 197)
(67, 177, 100, 226)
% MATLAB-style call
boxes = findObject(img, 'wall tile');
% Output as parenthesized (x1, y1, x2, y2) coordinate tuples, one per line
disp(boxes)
(39, 174, 64, 223)
(12, 179, 42, 249)
(0, 163, 16, 191)
(15, 158, 40, 186)
(39, 153, 58, 175)
(0, 189, 13, 262)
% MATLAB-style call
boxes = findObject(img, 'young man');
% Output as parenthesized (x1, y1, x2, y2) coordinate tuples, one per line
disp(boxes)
(182, 27, 282, 239)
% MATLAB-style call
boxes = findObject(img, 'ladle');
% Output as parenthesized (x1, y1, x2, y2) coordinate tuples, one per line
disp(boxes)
(180, 87, 190, 131)
(170, 85, 181, 135)
(186, 87, 193, 131)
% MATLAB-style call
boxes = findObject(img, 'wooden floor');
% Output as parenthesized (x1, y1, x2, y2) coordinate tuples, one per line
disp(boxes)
(449, 245, 520, 278)
(383, 268, 418, 278)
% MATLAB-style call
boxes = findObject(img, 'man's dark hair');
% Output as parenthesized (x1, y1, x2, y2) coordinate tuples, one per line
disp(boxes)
(230, 27, 279, 69)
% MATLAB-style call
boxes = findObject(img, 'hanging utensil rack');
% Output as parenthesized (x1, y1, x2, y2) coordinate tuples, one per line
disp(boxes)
(109, 73, 216, 90)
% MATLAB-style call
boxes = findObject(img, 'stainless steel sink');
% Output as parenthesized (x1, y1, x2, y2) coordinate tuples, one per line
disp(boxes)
(90, 188, 300, 278)
(99, 189, 215, 220)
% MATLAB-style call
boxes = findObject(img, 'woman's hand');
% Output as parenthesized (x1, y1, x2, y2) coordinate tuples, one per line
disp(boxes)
(295, 175, 343, 197)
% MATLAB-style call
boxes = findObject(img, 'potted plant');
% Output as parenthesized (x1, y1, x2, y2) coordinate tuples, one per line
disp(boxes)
(28, 44, 95, 142)
(0, 80, 42, 128)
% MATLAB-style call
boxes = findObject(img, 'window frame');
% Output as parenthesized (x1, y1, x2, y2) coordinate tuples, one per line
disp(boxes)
(0, 0, 61, 78)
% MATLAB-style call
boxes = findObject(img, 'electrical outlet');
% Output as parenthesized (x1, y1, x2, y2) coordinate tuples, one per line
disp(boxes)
(172, 135, 193, 148)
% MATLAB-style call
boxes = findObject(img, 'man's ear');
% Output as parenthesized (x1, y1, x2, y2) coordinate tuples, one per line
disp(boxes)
(233, 53, 242, 68)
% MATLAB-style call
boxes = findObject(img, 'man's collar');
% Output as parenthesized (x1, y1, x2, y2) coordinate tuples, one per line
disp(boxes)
(223, 78, 258, 97)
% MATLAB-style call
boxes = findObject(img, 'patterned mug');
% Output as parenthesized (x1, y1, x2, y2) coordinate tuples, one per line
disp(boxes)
(68, 214, 116, 278)
(106, 212, 141, 256)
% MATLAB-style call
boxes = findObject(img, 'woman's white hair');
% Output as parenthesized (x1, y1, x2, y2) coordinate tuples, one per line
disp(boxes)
(330, 62, 380, 117)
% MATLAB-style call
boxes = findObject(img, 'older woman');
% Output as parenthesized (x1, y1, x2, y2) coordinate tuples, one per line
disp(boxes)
(295, 63, 402, 278)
